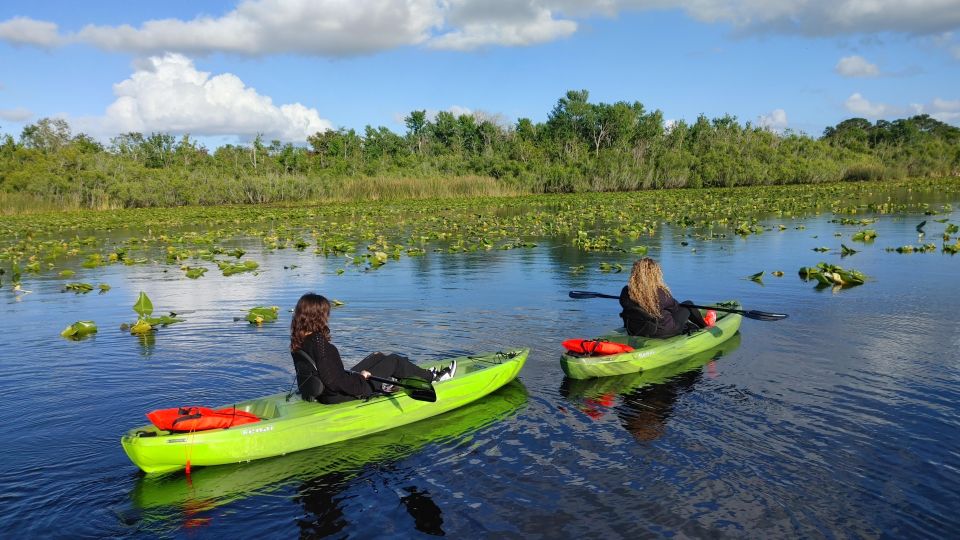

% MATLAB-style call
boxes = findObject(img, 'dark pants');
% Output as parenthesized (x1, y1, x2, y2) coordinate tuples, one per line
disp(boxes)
(679, 300, 708, 329)
(352, 352, 432, 381)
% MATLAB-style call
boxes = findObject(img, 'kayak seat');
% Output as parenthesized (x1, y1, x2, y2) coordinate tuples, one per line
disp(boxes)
(293, 349, 326, 402)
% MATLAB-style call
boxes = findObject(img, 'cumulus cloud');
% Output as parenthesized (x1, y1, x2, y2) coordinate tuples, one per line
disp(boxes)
(0, 107, 33, 122)
(914, 97, 960, 122)
(758, 108, 788, 130)
(429, 3, 577, 50)
(843, 92, 899, 117)
(0, 16, 62, 47)
(86, 54, 331, 141)
(835, 55, 880, 77)
(3, 1, 960, 55)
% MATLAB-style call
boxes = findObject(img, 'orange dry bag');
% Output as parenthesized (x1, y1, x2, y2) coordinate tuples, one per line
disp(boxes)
(147, 406, 260, 432)
(561, 339, 634, 355)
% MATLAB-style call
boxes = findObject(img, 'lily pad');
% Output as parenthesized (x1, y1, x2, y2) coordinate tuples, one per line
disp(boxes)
(63, 282, 94, 294)
(61, 320, 97, 340)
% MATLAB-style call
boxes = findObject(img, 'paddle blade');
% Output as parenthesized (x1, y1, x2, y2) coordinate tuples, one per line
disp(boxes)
(744, 310, 788, 321)
(397, 377, 437, 402)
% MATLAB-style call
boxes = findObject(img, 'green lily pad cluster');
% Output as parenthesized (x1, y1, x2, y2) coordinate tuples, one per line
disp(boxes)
(62, 282, 110, 294)
(598, 262, 623, 273)
(244, 306, 280, 325)
(120, 292, 185, 335)
(851, 229, 877, 242)
(60, 320, 98, 340)
(182, 266, 208, 279)
(217, 260, 259, 276)
(886, 244, 938, 253)
(799, 263, 867, 288)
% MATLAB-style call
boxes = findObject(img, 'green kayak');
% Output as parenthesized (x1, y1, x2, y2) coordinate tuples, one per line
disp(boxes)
(560, 301, 742, 379)
(122, 348, 528, 474)
(130, 382, 527, 517)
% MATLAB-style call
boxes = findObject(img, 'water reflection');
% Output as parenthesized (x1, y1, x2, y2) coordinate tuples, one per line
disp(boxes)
(130, 383, 527, 535)
(559, 334, 742, 442)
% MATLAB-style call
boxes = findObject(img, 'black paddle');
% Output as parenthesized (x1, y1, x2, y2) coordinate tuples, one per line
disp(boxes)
(568, 290, 788, 321)
(364, 374, 437, 402)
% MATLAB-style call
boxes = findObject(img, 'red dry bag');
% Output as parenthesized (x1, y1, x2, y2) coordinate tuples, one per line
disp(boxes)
(562, 339, 634, 355)
(147, 406, 260, 432)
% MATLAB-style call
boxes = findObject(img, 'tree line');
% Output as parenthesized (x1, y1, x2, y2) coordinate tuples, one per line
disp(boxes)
(1, 90, 958, 209)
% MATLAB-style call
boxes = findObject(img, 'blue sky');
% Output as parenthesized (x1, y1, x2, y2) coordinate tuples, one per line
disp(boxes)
(1, 0, 958, 146)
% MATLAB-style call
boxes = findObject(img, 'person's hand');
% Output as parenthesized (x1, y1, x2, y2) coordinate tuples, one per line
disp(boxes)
(360, 370, 372, 379)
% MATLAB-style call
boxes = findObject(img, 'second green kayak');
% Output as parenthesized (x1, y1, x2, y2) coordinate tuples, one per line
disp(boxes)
(560, 301, 742, 379)
(122, 348, 528, 474)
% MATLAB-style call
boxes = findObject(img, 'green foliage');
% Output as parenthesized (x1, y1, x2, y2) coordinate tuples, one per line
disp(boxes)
(2, 96, 957, 212)
(60, 320, 97, 340)
(244, 306, 279, 325)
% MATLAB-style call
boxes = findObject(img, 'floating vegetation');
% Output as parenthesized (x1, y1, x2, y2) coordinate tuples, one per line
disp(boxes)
(217, 260, 259, 276)
(812, 247, 829, 252)
(831, 218, 877, 225)
(0, 179, 958, 300)
(772, 271, 784, 277)
(748, 271, 764, 283)
(60, 320, 97, 340)
(121, 292, 185, 335)
(799, 263, 867, 288)
(944, 239, 960, 254)
(182, 266, 208, 279)
(851, 229, 877, 242)
(735, 222, 764, 236)
(574, 231, 620, 252)
(599, 262, 623, 273)
(241, 306, 280, 325)
(840, 244, 858, 256)
(886, 244, 938, 253)
(63, 282, 94, 294)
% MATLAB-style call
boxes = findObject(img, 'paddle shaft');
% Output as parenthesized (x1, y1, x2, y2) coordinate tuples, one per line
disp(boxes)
(567, 290, 787, 320)
(366, 373, 427, 390)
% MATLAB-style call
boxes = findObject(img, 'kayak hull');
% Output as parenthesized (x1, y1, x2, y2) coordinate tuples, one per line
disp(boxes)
(122, 348, 528, 474)
(560, 302, 742, 379)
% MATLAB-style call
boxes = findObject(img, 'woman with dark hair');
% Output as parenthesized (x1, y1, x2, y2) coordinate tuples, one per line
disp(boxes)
(618, 258, 713, 338)
(290, 293, 455, 404)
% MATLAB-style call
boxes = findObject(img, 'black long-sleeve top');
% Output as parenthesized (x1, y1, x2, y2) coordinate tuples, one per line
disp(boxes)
(619, 286, 684, 338)
(295, 332, 372, 403)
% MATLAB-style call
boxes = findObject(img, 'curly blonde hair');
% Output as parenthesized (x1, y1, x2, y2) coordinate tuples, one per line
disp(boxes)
(290, 293, 331, 351)
(627, 258, 671, 316)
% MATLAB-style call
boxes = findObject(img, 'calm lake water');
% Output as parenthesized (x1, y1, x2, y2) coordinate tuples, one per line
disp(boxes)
(2, 189, 959, 538)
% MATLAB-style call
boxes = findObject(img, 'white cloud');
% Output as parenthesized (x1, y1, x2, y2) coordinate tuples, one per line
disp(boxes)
(83, 54, 331, 141)
(4, 1, 960, 55)
(0, 16, 61, 47)
(915, 97, 960, 122)
(835, 55, 880, 77)
(0, 107, 33, 122)
(842, 92, 960, 123)
(429, 4, 577, 50)
(66, 0, 444, 57)
(758, 108, 788, 130)
(844, 92, 898, 117)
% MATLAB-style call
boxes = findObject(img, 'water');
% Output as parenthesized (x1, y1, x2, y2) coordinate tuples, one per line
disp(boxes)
(1, 196, 959, 538)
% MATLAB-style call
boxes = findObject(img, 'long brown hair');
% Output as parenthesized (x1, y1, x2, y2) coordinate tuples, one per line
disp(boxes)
(290, 293, 331, 351)
(627, 258, 671, 316)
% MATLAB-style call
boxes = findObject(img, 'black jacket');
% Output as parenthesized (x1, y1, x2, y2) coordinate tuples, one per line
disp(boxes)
(294, 333, 372, 404)
(619, 286, 686, 338)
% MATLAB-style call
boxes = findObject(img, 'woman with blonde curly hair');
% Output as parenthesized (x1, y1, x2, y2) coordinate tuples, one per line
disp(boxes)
(618, 258, 711, 338)
(290, 293, 455, 404)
